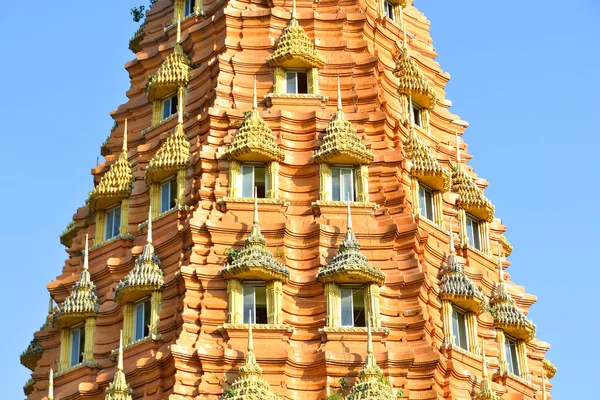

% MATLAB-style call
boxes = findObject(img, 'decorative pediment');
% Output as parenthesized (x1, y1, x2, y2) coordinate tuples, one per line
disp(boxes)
(220, 196, 289, 281)
(393, 47, 436, 110)
(317, 203, 385, 286)
(267, 4, 325, 69)
(53, 236, 100, 329)
(20, 338, 43, 371)
(346, 325, 397, 400)
(147, 23, 191, 101)
(452, 166, 494, 222)
(490, 261, 536, 341)
(89, 122, 133, 211)
(221, 314, 280, 400)
(105, 332, 133, 400)
(114, 213, 164, 304)
(223, 78, 285, 162)
(403, 128, 450, 191)
(314, 79, 374, 165)
(146, 117, 190, 183)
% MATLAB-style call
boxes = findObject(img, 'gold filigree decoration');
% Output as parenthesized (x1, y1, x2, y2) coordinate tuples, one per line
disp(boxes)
(394, 47, 436, 110)
(129, 21, 146, 53)
(542, 359, 557, 379)
(317, 202, 385, 286)
(20, 338, 43, 371)
(146, 122, 190, 183)
(403, 128, 450, 190)
(346, 325, 397, 400)
(267, 4, 325, 68)
(452, 166, 494, 222)
(53, 236, 100, 329)
(221, 313, 280, 400)
(490, 258, 536, 341)
(114, 213, 164, 304)
(221, 195, 289, 281)
(500, 234, 513, 257)
(105, 331, 133, 400)
(223, 77, 285, 162)
(314, 79, 374, 165)
(60, 220, 78, 247)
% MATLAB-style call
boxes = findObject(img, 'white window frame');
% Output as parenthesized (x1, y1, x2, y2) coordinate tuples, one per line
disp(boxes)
(418, 182, 434, 221)
(331, 166, 355, 202)
(162, 93, 178, 120)
(505, 336, 521, 376)
(465, 214, 482, 250)
(69, 324, 85, 367)
(160, 177, 178, 213)
(240, 163, 267, 199)
(285, 69, 309, 94)
(184, 0, 196, 16)
(451, 306, 469, 351)
(242, 282, 267, 324)
(340, 286, 366, 328)
(105, 204, 121, 241)
(133, 297, 151, 341)
(384, 0, 395, 20)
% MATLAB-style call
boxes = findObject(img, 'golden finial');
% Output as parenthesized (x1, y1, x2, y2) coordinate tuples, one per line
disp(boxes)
(122, 119, 128, 152)
(147, 206, 153, 244)
(252, 75, 258, 110)
(118, 329, 124, 371)
(178, 87, 184, 124)
(366, 320, 373, 355)
(83, 233, 89, 270)
(253, 186, 259, 225)
(247, 310, 254, 352)
(292, 0, 297, 19)
(346, 195, 353, 230)
(48, 368, 54, 400)
(337, 76, 343, 112)
(481, 338, 488, 378)
(455, 132, 461, 163)
(498, 245, 504, 282)
(448, 218, 455, 255)
(176, 17, 181, 44)
(408, 95, 414, 127)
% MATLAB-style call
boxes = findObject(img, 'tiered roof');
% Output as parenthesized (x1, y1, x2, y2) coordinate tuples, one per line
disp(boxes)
(223, 77, 285, 162)
(220, 312, 280, 400)
(114, 210, 164, 303)
(53, 235, 100, 328)
(403, 125, 450, 191)
(439, 220, 486, 313)
(267, 0, 325, 68)
(346, 324, 397, 400)
(490, 253, 536, 341)
(105, 331, 133, 400)
(88, 121, 133, 211)
(314, 78, 374, 165)
(20, 339, 43, 371)
(220, 194, 289, 281)
(316, 202, 385, 285)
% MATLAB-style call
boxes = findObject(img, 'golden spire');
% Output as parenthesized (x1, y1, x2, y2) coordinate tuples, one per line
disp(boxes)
(247, 310, 253, 353)
(147, 206, 153, 244)
(118, 329, 124, 370)
(346, 197, 353, 231)
(48, 368, 54, 400)
(253, 187, 259, 225)
(497, 245, 503, 282)
(122, 119, 128, 152)
(178, 87, 184, 124)
(455, 131, 461, 163)
(408, 94, 414, 127)
(472, 338, 501, 400)
(105, 330, 133, 400)
(176, 17, 181, 44)
(448, 218, 454, 255)
(481, 338, 488, 379)
(337, 76, 342, 112)
(366, 319, 373, 356)
(253, 75, 258, 110)
(291, 0, 297, 20)
(83, 233, 89, 270)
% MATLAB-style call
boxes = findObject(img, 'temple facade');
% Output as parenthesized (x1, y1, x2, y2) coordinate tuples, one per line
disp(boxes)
(20, 0, 556, 398)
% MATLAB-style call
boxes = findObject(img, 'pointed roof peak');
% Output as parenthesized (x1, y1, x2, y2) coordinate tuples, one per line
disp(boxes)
(177, 88, 184, 124)
(49, 368, 54, 400)
(247, 310, 254, 352)
(366, 321, 373, 355)
(176, 17, 181, 44)
(105, 330, 133, 400)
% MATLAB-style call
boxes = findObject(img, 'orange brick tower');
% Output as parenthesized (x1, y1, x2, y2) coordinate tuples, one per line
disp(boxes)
(20, 0, 556, 398)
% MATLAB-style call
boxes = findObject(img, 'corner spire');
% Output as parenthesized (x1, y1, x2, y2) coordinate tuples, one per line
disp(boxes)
(247, 310, 253, 352)
(252, 75, 258, 110)
(455, 131, 461, 163)
(48, 295, 54, 316)
(448, 218, 454, 255)
(498, 246, 504, 283)
(337, 76, 342, 112)
(346, 198, 353, 231)
(104, 330, 133, 400)
(178, 87, 184, 124)
(176, 17, 181, 44)
(118, 330, 124, 370)
(481, 338, 488, 378)
(253, 187, 259, 225)
(292, 0, 297, 19)
(48, 368, 54, 400)
(147, 207, 153, 244)
(122, 119, 128, 152)
(83, 233, 89, 270)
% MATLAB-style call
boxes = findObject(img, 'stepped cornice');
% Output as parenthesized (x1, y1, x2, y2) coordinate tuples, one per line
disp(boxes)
(314, 78, 374, 165)
(403, 127, 450, 190)
(53, 235, 100, 329)
(394, 46, 436, 110)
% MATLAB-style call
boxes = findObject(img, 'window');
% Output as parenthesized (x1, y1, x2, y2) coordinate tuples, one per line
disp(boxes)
(162, 94, 178, 120)
(160, 178, 178, 213)
(184, 0, 196, 16)
(384, 0, 395, 20)
(465, 214, 481, 250)
(134, 299, 152, 341)
(105, 205, 122, 241)
(241, 164, 266, 198)
(451, 307, 469, 350)
(285, 70, 309, 94)
(340, 287, 366, 327)
(242, 284, 268, 324)
(69, 326, 85, 367)
(331, 167, 355, 202)
(412, 102, 422, 127)
(505, 336, 521, 376)
(418, 183, 434, 221)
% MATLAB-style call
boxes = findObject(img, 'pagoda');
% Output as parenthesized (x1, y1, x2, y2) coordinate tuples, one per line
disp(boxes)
(21, 0, 555, 398)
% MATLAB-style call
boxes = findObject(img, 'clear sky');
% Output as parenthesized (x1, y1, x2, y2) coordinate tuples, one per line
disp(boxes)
(0, 0, 597, 398)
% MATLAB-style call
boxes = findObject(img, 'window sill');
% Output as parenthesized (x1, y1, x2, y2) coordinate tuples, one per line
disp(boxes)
(90, 233, 135, 252)
(141, 112, 189, 137)
(319, 326, 389, 341)
(312, 201, 379, 217)
(441, 342, 482, 362)
(164, 12, 203, 32)
(494, 371, 539, 392)
(266, 93, 329, 107)
(54, 360, 101, 378)
(110, 334, 163, 360)
(220, 196, 287, 205)
(218, 323, 294, 342)
(219, 323, 293, 332)
(138, 205, 187, 230)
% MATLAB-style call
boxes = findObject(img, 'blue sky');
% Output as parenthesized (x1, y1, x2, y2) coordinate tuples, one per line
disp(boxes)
(0, 0, 597, 398)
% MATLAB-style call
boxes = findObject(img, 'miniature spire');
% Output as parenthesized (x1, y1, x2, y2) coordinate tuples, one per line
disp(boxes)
(122, 120, 128, 152)
(147, 206, 153, 244)
(247, 310, 253, 353)
(337, 76, 342, 112)
(481, 338, 488, 378)
(83, 233, 89, 270)
(291, 0, 297, 19)
(48, 368, 54, 400)
(178, 87, 184, 124)
(176, 17, 181, 44)
(542, 371, 547, 400)
(346, 196, 353, 231)
(497, 245, 503, 282)
(252, 75, 258, 110)
(455, 132, 461, 163)
(118, 330, 124, 370)
(253, 187, 259, 225)
(104, 330, 133, 400)
(448, 218, 454, 255)
(366, 320, 373, 356)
